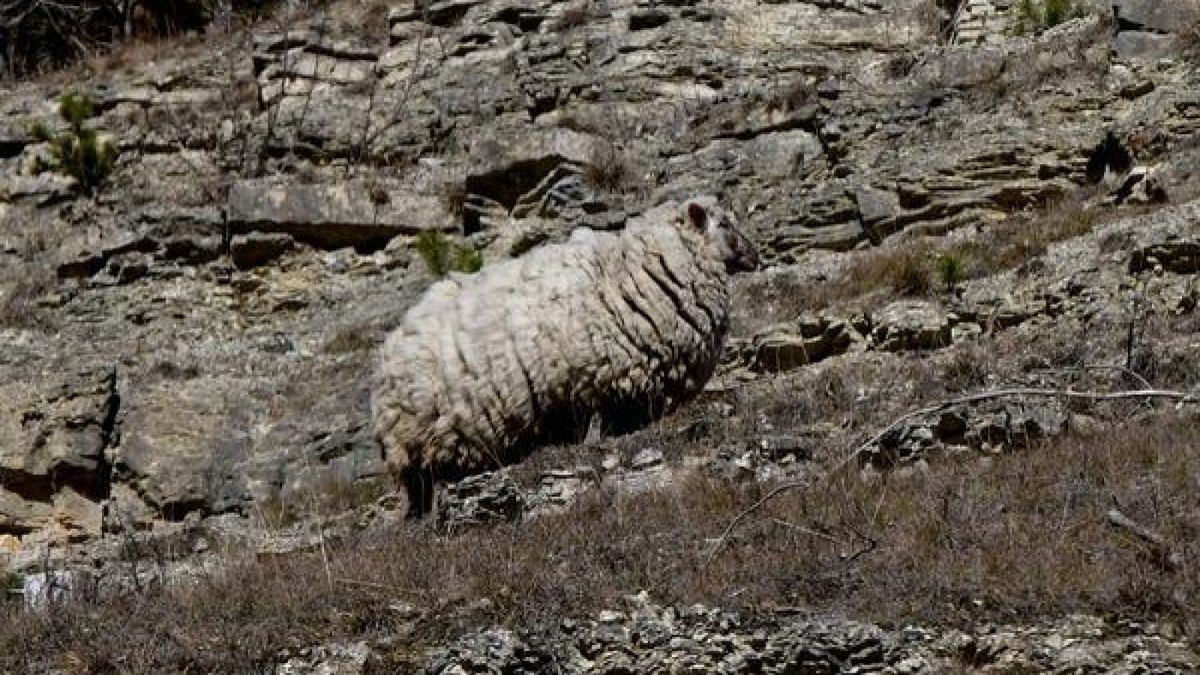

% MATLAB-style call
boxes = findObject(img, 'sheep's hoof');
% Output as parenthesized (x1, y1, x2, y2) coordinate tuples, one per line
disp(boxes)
(403, 469, 436, 518)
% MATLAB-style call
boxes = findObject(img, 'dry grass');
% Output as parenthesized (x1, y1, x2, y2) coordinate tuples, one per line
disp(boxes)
(257, 476, 388, 530)
(913, 0, 952, 43)
(0, 211, 63, 329)
(0, 268, 54, 329)
(15, 0, 328, 86)
(742, 195, 1114, 323)
(583, 142, 636, 194)
(955, 194, 1100, 271)
(81, 34, 208, 77)
(3, 410, 1198, 671)
(738, 245, 939, 328)
(438, 179, 468, 221)
(765, 79, 816, 114)
(1177, 2, 1200, 61)
(321, 327, 378, 355)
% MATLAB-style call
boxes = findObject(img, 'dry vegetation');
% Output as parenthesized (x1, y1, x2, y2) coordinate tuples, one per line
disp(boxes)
(742, 193, 1116, 323)
(583, 141, 637, 195)
(0, 209, 70, 329)
(2, 411, 1197, 671)
(1178, 2, 1200, 61)
(0, 268, 55, 329)
(3, 1, 1199, 672)
(4, 1, 247, 81)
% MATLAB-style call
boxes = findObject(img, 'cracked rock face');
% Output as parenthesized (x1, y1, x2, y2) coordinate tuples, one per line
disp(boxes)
(0, 0, 1194, 546)
(1, 0, 1200, 669)
(0, 368, 117, 538)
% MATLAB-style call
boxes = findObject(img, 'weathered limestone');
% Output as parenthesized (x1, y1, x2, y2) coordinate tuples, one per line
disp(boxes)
(227, 180, 455, 250)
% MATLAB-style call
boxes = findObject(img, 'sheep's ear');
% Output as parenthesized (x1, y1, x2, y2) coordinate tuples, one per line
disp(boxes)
(686, 202, 708, 231)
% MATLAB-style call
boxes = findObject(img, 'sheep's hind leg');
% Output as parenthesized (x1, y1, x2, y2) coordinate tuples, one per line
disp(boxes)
(402, 467, 436, 518)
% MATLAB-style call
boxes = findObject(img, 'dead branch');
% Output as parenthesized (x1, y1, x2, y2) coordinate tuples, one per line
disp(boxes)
(769, 518, 844, 545)
(1106, 508, 1183, 572)
(1029, 364, 1154, 390)
(704, 386, 1198, 565)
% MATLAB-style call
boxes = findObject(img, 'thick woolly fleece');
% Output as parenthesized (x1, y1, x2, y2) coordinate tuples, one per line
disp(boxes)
(371, 201, 736, 491)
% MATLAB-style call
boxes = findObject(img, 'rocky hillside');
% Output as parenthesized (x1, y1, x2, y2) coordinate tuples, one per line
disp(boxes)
(1, 0, 1199, 671)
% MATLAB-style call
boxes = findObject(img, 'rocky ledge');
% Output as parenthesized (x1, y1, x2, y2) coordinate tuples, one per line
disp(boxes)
(2, 0, 1200, 671)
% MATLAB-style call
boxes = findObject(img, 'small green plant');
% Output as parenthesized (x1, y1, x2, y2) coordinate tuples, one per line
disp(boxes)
(413, 231, 453, 276)
(453, 246, 483, 274)
(413, 231, 483, 277)
(1010, 0, 1086, 35)
(1, 572, 22, 600)
(1043, 0, 1078, 27)
(936, 252, 967, 291)
(30, 92, 118, 195)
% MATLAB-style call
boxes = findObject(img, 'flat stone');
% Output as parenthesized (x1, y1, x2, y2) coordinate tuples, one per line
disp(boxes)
(227, 181, 454, 251)
(161, 236, 222, 265)
(0, 368, 117, 538)
(1111, 0, 1188, 33)
(0, 120, 33, 158)
(252, 30, 316, 54)
(630, 448, 664, 470)
(388, 0, 482, 26)
(751, 317, 863, 372)
(870, 301, 955, 352)
(746, 130, 823, 178)
(263, 54, 375, 85)
(853, 186, 900, 227)
(113, 377, 257, 521)
(2, 174, 76, 205)
(1112, 31, 1179, 62)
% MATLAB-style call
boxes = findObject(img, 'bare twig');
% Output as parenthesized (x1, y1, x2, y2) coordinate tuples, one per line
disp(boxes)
(1106, 508, 1183, 572)
(358, 16, 439, 161)
(704, 386, 1198, 565)
(1029, 364, 1154, 390)
(769, 518, 844, 545)
(841, 526, 878, 564)
(337, 578, 396, 591)
(299, 449, 335, 593)
(1126, 278, 1148, 372)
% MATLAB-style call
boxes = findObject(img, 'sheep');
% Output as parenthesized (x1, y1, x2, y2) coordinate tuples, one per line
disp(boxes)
(371, 195, 760, 514)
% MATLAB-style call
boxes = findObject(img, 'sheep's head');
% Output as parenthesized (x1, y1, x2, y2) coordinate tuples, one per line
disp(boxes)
(684, 196, 760, 273)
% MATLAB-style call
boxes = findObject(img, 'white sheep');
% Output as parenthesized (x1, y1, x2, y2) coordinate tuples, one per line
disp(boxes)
(371, 195, 759, 513)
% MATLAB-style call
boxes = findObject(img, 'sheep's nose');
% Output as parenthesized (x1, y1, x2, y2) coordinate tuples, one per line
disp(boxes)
(727, 247, 760, 273)
(744, 247, 761, 270)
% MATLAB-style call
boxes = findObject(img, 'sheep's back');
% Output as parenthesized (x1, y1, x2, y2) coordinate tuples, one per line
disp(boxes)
(374, 223, 730, 477)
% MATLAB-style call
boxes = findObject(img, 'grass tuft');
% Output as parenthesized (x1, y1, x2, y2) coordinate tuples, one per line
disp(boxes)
(936, 252, 967, 291)
(413, 231, 484, 277)
(583, 143, 634, 194)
